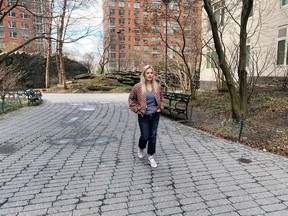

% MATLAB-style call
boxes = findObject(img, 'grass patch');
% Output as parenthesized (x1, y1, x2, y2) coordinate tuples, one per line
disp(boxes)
(0, 98, 28, 114)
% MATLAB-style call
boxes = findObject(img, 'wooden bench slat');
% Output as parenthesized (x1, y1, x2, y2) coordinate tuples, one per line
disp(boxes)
(163, 91, 191, 119)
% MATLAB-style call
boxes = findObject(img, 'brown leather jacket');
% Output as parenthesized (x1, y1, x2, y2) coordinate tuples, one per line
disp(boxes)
(128, 82, 164, 115)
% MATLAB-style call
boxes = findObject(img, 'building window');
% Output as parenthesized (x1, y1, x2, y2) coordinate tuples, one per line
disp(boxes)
(206, 51, 218, 68)
(119, 36, 125, 41)
(134, 28, 140, 34)
(134, 11, 140, 17)
(246, 45, 250, 66)
(144, 20, 149, 26)
(152, 2, 161, 9)
(134, 19, 140, 25)
(109, 9, 115, 15)
(110, 27, 115, 33)
(143, 38, 149, 43)
(153, 21, 161, 28)
(212, 0, 224, 27)
(144, 2, 149, 9)
(282, 0, 288, 6)
(22, 32, 29, 39)
(21, 12, 29, 19)
(35, 24, 43, 33)
(0, 31, 4, 38)
(109, 18, 115, 27)
(169, 2, 175, 10)
(119, 10, 125, 16)
(32, 2, 42, 13)
(152, 53, 160, 58)
(21, 23, 29, 29)
(168, 49, 174, 58)
(277, 40, 286, 65)
(108, 0, 115, 6)
(134, 2, 140, 8)
(119, 28, 125, 33)
(143, 12, 149, 18)
(120, 44, 125, 50)
(110, 44, 116, 51)
(152, 37, 160, 43)
(8, 0, 16, 6)
(152, 27, 158, 34)
(110, 53, 116, 58)
(110, 36, 116, 42)
(119, 1, 125, 7)
(20, 0, 27, 7)
(134, 37, 140, 42)
(9, 31, 18, 38)
(0, 21, 3, 27)
(35, 17, 43, 24)
(152, 46, 160, 52)
(120, 53, 125, 58)
(134, 45, 140, 51)
(0, 42, 5, 48)
(8, 10, 16, 17)
(277, 28, 288, 65)
(119, 18, 125, 25)
(144, 46, 149, 51)
(8, 21, 16, 28)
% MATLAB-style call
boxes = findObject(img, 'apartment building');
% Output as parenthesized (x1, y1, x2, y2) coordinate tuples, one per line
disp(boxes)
(0, 0, 48, 55)
(201, 0, 288, 89)
(102, 0, 202, 71)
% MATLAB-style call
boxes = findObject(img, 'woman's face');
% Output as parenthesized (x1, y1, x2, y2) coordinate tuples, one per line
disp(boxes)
(145, 68, 154, 82)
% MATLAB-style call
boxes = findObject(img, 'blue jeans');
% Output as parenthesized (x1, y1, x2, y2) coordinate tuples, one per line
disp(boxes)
(138, 112, 160, 156)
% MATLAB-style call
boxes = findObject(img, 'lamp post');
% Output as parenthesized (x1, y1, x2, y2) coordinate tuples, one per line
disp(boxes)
(117, 31, 121, 72)
(162, 0, 170, 92)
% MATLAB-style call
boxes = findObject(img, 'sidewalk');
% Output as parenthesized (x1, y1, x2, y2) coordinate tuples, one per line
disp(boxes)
(0, 93, 287, 216)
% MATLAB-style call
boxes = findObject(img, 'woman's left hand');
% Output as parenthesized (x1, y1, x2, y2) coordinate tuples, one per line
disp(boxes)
(156, 108, 161, 112)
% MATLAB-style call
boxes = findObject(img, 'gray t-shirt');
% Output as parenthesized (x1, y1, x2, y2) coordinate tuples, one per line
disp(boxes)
(145, 91, 157, 115)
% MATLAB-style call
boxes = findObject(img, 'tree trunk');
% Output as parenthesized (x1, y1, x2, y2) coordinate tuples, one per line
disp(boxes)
(203, 0, 253, 121)
(55, 0, 67, 89)
(59, 41, 67, 89)
(238, 0, 253, 119)
(45, 45, 51, 89)
(45, 0, 54, 89)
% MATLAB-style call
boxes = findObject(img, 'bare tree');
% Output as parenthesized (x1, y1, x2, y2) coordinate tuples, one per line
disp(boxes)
(45, 0, 55, 89)
(97, 43, 109, 75)
(143, 0, 202, 98)
(52, 0, 100, 89)
(82, 52, 95, 73)
(0, 0, 100, 89)
(203, 0, 253, 121)
(55, 0, 68, 89)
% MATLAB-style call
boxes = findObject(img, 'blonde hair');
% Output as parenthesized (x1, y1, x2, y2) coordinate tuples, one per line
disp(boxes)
(140, 65, 158, 94)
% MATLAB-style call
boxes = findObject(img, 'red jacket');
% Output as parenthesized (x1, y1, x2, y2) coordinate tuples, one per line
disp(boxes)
(128, 82, 164, 115)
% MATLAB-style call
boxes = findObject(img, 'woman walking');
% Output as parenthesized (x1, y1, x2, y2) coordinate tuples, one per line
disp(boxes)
(128, 65, 164, 168)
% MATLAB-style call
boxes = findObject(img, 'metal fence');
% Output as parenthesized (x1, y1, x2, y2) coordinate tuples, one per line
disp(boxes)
(0, 91, 27, 113)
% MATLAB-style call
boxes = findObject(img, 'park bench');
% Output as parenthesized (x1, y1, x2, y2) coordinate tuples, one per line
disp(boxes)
(24, 89, 43, 106)
(163, 91, 191, 119)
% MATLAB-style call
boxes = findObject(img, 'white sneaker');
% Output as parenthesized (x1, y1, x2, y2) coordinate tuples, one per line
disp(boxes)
(137, 148, 144, 159)
(148, 155, 157, 168)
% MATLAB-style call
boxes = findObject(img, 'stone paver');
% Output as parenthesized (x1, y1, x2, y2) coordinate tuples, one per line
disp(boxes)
(0, 93, 288, 216)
